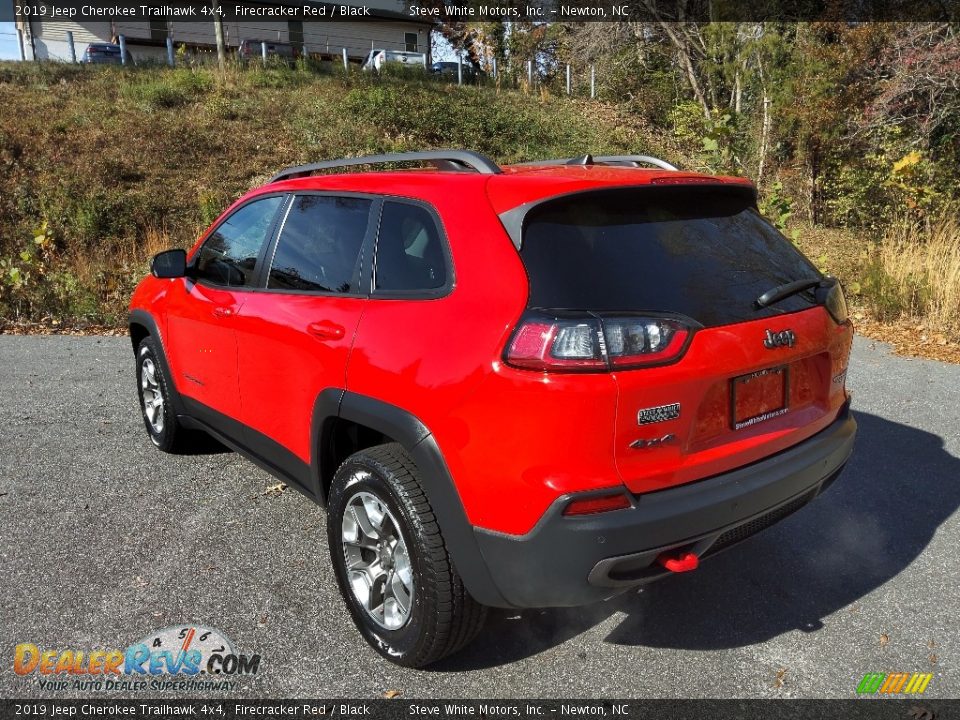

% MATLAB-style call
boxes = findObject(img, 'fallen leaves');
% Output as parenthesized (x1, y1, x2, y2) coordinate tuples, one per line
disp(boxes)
(264, 482, 287, 497)
(774, 668, 787, 688)
(880, 633, 890, 647)
(0, 321, 127, 337)
(855, 316, 960, 364)
(383, 690, 401, 699)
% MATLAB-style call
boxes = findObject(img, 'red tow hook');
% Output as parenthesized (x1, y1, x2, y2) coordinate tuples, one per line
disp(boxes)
(656, 550, 700, 573)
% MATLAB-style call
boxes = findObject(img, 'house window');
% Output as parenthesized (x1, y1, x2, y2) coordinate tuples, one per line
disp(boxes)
(405, 32, 418, 52)
(288, 21, 304, 48)
(149, 19, 168, 43)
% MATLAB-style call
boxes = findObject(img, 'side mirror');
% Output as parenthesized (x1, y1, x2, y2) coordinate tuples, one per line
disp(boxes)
(151, 249, 187, 279)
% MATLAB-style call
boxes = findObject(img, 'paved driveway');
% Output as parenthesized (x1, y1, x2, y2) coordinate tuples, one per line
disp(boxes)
(0, 335, 956, 698)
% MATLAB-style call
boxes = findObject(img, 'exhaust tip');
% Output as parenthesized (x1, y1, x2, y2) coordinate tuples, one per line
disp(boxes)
(656, 550, 700, 573)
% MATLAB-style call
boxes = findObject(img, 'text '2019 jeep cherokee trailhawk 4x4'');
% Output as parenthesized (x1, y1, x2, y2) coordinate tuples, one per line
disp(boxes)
(129, 150, 856, 667)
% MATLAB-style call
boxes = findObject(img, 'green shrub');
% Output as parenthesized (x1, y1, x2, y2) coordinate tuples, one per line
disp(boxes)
(122, 69, 211, 110)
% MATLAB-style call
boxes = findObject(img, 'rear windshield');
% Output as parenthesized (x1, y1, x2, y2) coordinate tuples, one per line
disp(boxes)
(519, 186, 821, 327)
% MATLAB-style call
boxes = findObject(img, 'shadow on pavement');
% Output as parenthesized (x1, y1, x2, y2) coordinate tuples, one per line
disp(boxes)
(436, 411, 960, 670)
(176, 430, 230, 456)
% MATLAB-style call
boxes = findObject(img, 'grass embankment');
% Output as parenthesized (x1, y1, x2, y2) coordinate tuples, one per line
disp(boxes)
(798, 218, 960, 360)
(0, 61, 674, 327)
(0, 61, 956, 360)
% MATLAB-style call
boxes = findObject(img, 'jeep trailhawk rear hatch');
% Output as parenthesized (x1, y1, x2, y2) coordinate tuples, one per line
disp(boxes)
(507, 185, 853, 494)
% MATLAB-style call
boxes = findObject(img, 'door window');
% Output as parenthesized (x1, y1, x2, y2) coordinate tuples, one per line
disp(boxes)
(194, 196, 283, 288)
(267, 195, 372, 294)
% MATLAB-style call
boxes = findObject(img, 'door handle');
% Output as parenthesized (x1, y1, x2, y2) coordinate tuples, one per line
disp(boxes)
(212, 306, 234, 319)
(307, 320, 346, 341)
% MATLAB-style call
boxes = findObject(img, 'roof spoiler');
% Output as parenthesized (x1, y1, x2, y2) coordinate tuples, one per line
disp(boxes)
(498, 182, 756, 251)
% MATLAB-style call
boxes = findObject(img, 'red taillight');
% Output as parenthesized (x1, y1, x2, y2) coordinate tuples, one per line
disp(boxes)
(562, 491, 632, 516)
(604, 319, 691, 368)
(506, 320, 606, 371)
(505, 312, 695, 372)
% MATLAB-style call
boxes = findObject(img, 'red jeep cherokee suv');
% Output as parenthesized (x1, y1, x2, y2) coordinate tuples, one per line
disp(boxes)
(129, 151, 856, 667)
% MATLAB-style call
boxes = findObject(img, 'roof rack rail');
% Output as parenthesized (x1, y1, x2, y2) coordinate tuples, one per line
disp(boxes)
(269, 150, 502, 184)
(516, 154, 679, 172)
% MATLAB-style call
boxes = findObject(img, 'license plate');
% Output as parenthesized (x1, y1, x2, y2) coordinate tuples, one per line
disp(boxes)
(731, 366, 789, 430)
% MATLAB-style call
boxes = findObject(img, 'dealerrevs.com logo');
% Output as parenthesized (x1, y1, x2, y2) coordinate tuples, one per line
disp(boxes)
(13, 625, 261, 692)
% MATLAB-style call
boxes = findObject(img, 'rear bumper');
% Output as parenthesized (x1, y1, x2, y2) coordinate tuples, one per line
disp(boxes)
(474, 403, 856, 608)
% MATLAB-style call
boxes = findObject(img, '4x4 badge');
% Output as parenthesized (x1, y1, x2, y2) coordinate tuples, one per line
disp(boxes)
(630, 434, 677, 450)
(764, 329, 796, 349)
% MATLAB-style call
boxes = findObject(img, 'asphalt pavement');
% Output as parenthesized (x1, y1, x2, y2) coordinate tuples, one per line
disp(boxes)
(0, 334, 957, 699)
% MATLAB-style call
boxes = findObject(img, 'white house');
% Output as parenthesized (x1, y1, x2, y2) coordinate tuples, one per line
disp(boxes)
(15, 1, 434, 63)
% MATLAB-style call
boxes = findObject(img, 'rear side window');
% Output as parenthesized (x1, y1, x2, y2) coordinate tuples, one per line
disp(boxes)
(194, 196, 283, 288)
(374, 202, 448, 294)
(520, 187, 821, 327)
(267, 195, 372, 294)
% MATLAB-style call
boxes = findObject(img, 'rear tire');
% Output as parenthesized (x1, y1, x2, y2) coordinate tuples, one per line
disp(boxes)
(327, 443, 487, 667)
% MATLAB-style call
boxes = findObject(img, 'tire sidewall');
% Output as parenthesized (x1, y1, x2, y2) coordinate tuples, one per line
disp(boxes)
(136, 339, 174, 450)
(327, 457, 431, 664)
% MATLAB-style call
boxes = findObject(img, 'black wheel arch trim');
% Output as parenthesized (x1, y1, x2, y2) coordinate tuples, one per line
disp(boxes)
(317, 391, 510, 608)
(128, 309, 186, 417)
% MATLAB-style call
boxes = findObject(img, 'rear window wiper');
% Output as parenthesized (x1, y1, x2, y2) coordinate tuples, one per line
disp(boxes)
(755, 277, 831, 309)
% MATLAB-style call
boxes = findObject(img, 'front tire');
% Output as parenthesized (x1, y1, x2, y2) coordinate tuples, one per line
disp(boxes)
(136, 337, 188, 453)
(327, 443, 486, 667)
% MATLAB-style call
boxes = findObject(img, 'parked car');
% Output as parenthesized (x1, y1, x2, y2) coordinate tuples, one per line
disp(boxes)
(82, 43, 134, 65)
(361, 48, 427, 72)
(430, 60, 486, 83)
(238, 39, 299, 64)
(130, 150, 856, 668)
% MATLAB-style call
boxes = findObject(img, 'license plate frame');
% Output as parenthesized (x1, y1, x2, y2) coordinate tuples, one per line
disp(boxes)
(731, 365, 790, 430)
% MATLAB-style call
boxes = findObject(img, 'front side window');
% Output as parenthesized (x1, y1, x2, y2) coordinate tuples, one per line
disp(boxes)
(194, 196, 283, 288)
(374, 202, 448, 294)
(267, 195, 372, 294)
(405, 33, 418, 52)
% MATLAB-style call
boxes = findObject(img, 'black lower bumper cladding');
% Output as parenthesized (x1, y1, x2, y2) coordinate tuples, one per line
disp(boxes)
(475, 404, 857, 608)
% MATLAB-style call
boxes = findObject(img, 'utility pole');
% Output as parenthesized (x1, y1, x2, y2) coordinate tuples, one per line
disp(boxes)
(212, 0, 226, 70)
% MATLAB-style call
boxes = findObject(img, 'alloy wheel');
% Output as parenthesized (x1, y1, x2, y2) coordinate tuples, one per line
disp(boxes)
(140, 357, 165, 435)
(341, 488, 414, 630)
